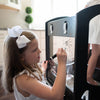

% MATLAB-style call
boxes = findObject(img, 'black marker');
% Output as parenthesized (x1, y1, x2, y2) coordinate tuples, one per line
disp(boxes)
(49, 54, 57, 60)
(44, 54, 57, 63)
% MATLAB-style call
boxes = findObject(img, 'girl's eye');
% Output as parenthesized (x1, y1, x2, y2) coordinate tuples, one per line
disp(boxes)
(32, 48, 38, 52)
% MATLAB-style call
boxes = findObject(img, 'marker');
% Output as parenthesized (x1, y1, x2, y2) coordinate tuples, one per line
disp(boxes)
(49, 54, 57, 60)
(44, 54, 57, 63)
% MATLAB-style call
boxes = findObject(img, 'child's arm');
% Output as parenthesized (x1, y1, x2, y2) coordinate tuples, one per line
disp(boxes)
(16, 48, 67, 100)
(87, 45, 99, 85)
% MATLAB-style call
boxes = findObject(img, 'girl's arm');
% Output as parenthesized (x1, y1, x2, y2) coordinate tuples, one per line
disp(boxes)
(16, 48, 67, 100)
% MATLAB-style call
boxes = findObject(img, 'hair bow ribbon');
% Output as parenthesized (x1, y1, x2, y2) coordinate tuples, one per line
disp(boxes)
(8, 26, 30, 48)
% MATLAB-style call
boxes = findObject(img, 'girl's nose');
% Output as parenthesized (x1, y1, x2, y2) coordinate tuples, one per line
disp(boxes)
(38, 48, 41, 53)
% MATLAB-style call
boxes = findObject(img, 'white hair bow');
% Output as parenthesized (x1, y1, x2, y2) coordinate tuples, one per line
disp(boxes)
(8, 26, 30, 48)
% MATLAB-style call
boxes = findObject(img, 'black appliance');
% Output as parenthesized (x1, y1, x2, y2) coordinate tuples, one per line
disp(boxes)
(45, 5, 100, 100)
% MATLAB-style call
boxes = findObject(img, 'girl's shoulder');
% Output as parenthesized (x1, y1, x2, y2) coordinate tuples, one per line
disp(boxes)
(14, 68, 44, 87)
(15, 72, 34, 88)
(13, 71, 36, 98)
(14, 70, 36, 91)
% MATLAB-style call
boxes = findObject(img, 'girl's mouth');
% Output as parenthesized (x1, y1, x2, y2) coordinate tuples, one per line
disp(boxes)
(38, 56, 40, 59)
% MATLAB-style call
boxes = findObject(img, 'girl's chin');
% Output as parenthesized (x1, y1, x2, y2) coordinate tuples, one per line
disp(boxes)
(35, 59, 40, 64)
(32, 59, 40, 65)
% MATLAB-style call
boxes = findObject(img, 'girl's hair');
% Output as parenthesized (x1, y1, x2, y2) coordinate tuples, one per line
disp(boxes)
(2, 31, 42, 93)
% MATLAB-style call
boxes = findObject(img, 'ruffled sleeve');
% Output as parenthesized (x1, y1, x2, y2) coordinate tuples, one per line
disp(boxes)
(14, 70, 35, 79)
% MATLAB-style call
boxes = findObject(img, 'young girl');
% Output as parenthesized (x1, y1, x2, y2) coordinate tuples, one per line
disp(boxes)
(2, 26, 67, 100)
(85, 0, 100, 85)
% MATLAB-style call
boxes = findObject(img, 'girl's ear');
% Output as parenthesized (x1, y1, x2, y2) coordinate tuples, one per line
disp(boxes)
(20, 54, 25, 61)
(21, 57, 24, 61)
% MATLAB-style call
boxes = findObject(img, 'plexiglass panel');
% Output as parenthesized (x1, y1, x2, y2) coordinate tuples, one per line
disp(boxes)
(50, 36, 75, 92)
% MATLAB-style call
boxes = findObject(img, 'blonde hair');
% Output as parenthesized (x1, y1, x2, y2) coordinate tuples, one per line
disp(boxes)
(2, 31, 42, 93)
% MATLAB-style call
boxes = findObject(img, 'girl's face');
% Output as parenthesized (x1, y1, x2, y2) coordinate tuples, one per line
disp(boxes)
(22, 39, 41, 66)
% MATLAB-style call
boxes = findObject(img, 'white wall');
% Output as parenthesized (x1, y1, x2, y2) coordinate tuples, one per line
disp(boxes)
(0, 0, 32, 29)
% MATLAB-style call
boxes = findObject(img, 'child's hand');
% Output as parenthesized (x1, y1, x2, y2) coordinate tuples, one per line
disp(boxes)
(57, 48, 67, 66)
(41, 61, 48, 72)
(48, 59, 55, 66)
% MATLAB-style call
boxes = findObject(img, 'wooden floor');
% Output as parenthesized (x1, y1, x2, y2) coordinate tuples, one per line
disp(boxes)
(0, 71, 15, 100)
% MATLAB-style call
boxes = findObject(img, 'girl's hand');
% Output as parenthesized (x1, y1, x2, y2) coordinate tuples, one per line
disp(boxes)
(41, 61, 48, 72)
(57, 48, 67, 66)
(48, 59, 55, 66)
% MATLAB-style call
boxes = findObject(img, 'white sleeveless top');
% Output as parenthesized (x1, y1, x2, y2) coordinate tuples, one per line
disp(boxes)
(13, 69, 46, 100)
(86, 0, 100, 44)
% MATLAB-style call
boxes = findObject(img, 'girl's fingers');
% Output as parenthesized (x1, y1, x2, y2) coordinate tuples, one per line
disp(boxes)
(57, 48, 66, 56)
(49, 60, 55, 66)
